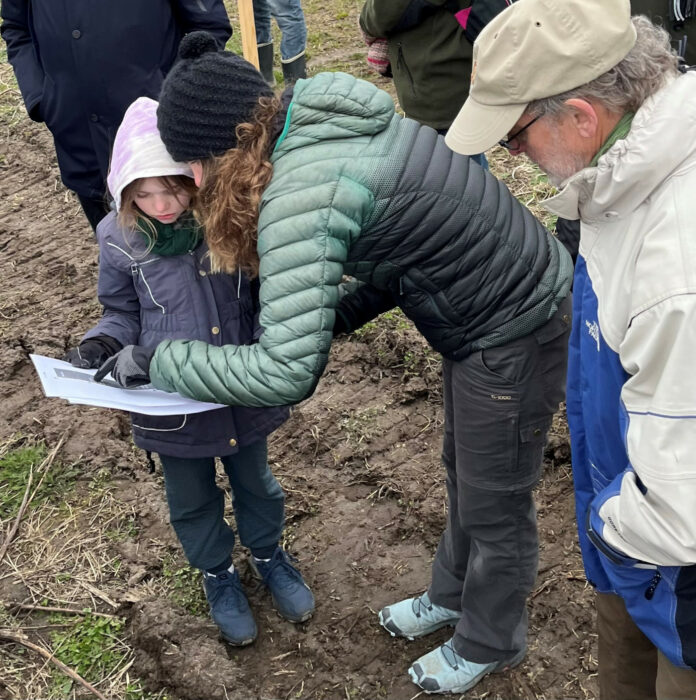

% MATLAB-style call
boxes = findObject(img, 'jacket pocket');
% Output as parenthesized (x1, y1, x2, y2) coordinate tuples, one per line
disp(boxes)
(396, 43, 416, 96)
(399, 270, 463, 331)
(516, 418, 552, 487)
(37, 73, 56, 126)
(131, 413, 187, 433)
(453, 352, 521, 489)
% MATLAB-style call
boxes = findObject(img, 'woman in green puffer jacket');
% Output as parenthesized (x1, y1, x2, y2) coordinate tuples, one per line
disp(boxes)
(98, 31, 573, 695)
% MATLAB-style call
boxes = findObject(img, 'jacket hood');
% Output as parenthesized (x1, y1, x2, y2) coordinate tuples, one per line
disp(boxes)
(544, 72, 696, 222)
(272, 72, 395, 156)
(107, 96, 193, 212)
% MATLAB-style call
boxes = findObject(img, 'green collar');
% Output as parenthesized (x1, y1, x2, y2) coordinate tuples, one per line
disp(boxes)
(590, 112, 634, 167)
(137, 212, 202, 257)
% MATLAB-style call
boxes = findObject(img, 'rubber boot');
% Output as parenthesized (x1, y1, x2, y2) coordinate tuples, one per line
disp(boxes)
(281, 52, 306, 84)
(257, 42, 275, 86)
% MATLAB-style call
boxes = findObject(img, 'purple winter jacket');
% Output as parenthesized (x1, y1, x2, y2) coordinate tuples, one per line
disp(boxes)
(84, 212, 288, 458)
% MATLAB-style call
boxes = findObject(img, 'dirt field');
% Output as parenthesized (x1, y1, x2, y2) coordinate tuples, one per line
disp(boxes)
(0, 3, 598, 699)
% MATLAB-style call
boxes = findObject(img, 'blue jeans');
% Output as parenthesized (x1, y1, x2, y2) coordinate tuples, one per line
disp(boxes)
(160, 440, 285, 571)
(436, 128, 488, 170)
(253, 0, 307, 61)
(470, 153, 488, 169)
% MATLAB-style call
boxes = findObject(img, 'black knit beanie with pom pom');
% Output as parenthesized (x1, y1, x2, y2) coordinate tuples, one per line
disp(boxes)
(157, 31, 274, 163)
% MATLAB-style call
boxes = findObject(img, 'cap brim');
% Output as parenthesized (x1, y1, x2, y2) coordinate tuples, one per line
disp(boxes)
(445, 97, 527, 155)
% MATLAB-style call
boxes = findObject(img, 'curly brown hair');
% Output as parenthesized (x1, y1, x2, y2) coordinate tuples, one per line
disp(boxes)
(194, 96, 281, 277)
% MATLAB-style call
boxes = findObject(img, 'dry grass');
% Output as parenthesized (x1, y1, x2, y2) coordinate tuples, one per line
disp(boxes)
(0, 445, 149, 699)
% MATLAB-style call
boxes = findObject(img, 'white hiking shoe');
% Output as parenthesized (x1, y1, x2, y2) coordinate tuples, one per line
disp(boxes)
(378, 592, 460, 640)
(409, 638, 526, 694)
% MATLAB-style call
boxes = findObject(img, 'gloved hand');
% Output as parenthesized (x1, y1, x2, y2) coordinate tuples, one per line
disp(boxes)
(332, 309, 349, 337)
(94, 345, 155, 388)
(63, 335, 123, 369)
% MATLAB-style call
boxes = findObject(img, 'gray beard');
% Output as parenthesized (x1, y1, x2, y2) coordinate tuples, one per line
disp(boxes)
(535, 129, 588, 187)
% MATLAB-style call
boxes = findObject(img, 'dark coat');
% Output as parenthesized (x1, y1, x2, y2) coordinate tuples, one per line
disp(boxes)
(0, 0, 231, 199)
(360, 0, 471, 130)
(630, 0, 696, 65)
(86, 212, 288, 458)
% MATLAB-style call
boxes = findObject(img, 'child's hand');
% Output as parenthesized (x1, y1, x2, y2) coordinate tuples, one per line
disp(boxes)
(63, 336, 123, 369)
(94, 345, 155, 388)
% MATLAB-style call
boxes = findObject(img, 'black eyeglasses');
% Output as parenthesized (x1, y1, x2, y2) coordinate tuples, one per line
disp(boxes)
(498, 114, 542, 150)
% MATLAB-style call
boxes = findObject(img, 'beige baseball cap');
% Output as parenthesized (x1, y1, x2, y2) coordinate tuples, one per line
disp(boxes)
(445, 0, 637, 155)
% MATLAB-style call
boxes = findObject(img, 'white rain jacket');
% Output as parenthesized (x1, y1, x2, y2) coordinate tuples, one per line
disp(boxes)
(545, 70, 696, 669)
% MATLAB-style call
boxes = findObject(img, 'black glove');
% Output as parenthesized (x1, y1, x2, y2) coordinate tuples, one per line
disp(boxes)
(63, 335, 123, 369)
(94, 345, 155, 388)
(332, 309, 350, 337)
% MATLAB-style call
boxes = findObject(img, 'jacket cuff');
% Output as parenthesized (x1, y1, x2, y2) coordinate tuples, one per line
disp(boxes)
(586, 504, 640, 567)
(27, 95, 43, 123)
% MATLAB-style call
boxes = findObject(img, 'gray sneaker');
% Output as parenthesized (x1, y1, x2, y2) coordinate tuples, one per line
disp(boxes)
(378, 592, 460, 640)
(409, 638, 526, 694)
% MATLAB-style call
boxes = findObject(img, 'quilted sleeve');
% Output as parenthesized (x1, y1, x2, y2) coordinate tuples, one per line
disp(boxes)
(149, 176, 374, 406)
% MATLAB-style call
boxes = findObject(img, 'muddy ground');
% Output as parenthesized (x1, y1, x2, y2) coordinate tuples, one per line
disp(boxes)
(0, 51, 596, 700)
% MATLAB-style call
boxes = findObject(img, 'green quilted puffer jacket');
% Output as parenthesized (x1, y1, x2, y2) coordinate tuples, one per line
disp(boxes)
(150, 72, 572, 407)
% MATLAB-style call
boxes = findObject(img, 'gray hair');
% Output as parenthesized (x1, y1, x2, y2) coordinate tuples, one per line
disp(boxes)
(527, 16, 680, 118)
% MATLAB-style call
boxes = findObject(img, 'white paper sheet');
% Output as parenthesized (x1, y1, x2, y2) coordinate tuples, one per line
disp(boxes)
(30, 354, 226, 416)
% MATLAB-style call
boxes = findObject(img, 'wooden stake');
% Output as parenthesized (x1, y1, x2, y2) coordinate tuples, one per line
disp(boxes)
(237, 0, 260, 69)
(10, 603, 118, 620)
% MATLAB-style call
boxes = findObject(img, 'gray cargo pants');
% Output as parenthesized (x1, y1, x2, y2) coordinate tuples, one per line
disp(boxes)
(429, 295, 571, 664)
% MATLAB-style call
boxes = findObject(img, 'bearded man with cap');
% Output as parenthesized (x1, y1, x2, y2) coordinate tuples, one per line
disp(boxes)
(447, 0, 696, 697)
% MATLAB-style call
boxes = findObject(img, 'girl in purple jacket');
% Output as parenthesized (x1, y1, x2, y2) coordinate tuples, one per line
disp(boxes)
(64, 96, 314, 646)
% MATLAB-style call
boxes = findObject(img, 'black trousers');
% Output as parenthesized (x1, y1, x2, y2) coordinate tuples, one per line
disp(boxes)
(429, 295, 571, 663)
(77, 193, 109, 233)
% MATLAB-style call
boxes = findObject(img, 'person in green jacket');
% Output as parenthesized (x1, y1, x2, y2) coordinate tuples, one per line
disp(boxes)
(359, 0, 472, 132)
(97, 31, 573, 694)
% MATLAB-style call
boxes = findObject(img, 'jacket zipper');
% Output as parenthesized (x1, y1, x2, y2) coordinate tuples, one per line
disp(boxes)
(644, 571, 662, 600)
(137, 267, 166, 314)
(110, 242, 165, 314)
(396, 43, 415, 95)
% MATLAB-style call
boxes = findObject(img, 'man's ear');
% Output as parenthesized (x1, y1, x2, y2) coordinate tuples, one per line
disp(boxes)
(564, 98, 598, 138)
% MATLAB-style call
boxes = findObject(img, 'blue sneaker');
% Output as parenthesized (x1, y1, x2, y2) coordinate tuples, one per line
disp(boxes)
(408, 638, 525, 694)
(379, 592, 460, 640)
(250, 547, 315, 623)
(202, 568, 257, 646)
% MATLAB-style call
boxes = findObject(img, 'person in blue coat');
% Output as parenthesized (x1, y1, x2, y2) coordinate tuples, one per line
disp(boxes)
(0, 0, 231, 231)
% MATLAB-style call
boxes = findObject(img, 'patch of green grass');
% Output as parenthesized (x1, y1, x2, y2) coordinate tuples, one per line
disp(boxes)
(162, 558, 209, 617)
(105, 514, 139, 542)
(0, 441, 77, 520)
(49, 614, 126, 695)
(353, 307, 411, 340)
(340, 405, 385, 448)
